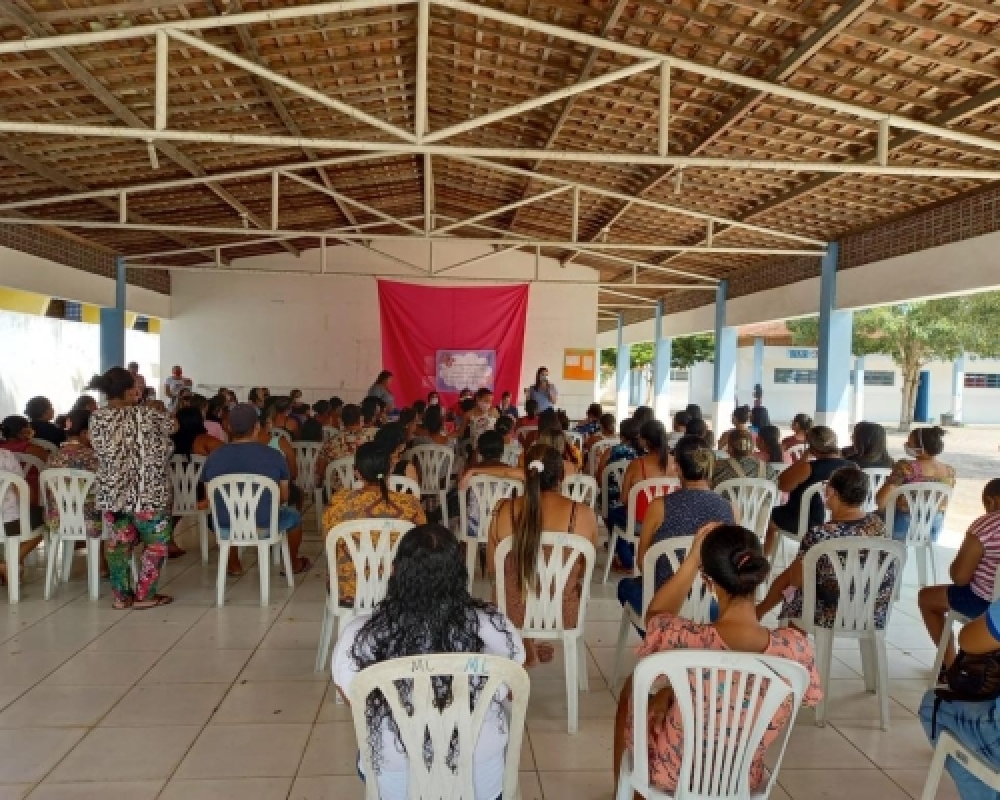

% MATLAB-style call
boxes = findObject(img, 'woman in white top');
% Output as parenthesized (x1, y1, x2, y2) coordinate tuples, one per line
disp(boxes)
(333, 523, 525, 800)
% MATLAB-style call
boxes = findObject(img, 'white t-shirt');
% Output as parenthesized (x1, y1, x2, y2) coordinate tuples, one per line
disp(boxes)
(333, 610, 526, 800)
(164, 375, 190, 409)
(0, 450, 24, 523)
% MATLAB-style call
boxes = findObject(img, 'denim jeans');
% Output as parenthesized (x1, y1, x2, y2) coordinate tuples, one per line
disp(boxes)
(920, 690, 1000, 800)
(892, 511, 945, 543)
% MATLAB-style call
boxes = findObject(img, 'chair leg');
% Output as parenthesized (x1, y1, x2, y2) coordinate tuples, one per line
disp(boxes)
(86, 539, 100, 601)
(920, 734, 951, 800)
(216, 542, 230, 607)
(280, 537, 294, 588)
(258, 544, 270, 607)
(916, 547, 928, 587)
(7, 537, 19, 604)
(564, 635, 579, 734)
(465, 536, 477, 590)
(929, 611, 958, 689)
(929, 544, 938, 585)
(615, 754, 633, 800)
(611, 608, 630, 694)
(813, 629, 835, 728)
(43, 535, 60, 601)
(578, 635, 589, 692)
(61, 538, 74, 584)
(315, 600, 334, 673)
(874, 632, 891, 731)
(198, 513, 209, 565)
(603, 531, 620, 584)
(859, 638, 876, 694)
(439, 492, 449, 527)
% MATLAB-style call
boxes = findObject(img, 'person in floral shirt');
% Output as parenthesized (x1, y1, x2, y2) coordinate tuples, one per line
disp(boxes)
(44, 409, 102, 540)
(315, 404, 375, 487)
(613, 522, 822, 794)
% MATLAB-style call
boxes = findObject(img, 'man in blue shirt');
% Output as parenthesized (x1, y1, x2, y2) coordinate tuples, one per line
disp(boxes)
(524, 366, 558, 412)
(201, 403, 310, 577)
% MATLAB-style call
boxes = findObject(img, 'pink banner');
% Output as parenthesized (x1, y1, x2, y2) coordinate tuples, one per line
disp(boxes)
(377, 280, 529, 407)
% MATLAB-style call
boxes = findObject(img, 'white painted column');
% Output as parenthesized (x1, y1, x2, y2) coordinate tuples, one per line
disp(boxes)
(853, 356, 865, 424)
(652, 299, 672, 420)
(951, 352, 965, 424)
(814, 243, 853, 443)
(616, 313, 630, 422)
(712, 280, 737, 438)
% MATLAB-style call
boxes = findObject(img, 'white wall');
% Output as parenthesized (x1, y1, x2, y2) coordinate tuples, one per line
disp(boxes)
(161, 242, 600, 417)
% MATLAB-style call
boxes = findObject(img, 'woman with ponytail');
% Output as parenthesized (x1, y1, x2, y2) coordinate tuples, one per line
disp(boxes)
(613, 522, 823, 793)
(488, 444, 598, 667)
(321, 442, 425, 607)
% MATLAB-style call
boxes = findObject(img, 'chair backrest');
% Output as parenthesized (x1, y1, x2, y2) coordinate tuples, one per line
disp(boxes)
(388, 475, 420, 496)
(624, 476, 682, 540)
(493, 533, 596, 634)
(348, 653, 530, 800)
(325, 456, 357, 495)
(565, 431, 584, 451)
(30, 438, 59, 455)
(0, 470, 30, 533)
(326, 518, 414, 615)
(641, 537, 715, 625)
(561, 474, 599, 509)
(517, 425, 537, 443)
(459, 475, 523, 542)
(861, 467, 892, 514)
(271, 428, 292, 443)
(322, 425, 341, 443)
(14, 452, 46, 475)
(501, 441, 522, 468)
(787, 442, 809, 461)
(799, 537, 905, 634)
(630, 650, 810, 800)
(169, 454, 207, 514)
(884, 482, 952, 546)
(600, 458, 630, 518)
(795, 482, 828, 538)
(205, 473, 280, 542)
(407, 444, 455, 492)
(291, 442, 322, 493)
(40, 468, 95, 540)
(588, 436, 619, 476)
(715, 478, 779, 540)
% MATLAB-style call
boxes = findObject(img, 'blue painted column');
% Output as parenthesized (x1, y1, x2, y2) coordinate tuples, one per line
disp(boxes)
(652, 299, 672, 421)
(853, 356, 866, 425)
(815, 242, 853, 442)
(99, 256, 127, 373)
(752, 337, 764, 391)
(712, 280, 737, 439)
(615, 313, 631, 422)
(951, 352, 965, 424)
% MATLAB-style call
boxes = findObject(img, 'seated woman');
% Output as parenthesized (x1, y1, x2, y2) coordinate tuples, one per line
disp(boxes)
(684, 416, 712, 449)
(757, 466, 892, 628)
(613, 523, 823, 793)
(272, 395, 301, 440)
(584, 412, 616, 456)
(574, 403, 604, 437)
(716, 405, 755, 452)
(171, 406, 225, 558)
(203, 395, 229, 442)
(458, 430, 524, 543)
(24, 396, 66, 447)
(710, 429, 779, 488)
(917, 479, 1000, 673)
(0, 445, 45, 584)
(459, 388, 499, 453)
(781, 413, 813, 452)
(766, 426, 850, 558)
(411, 404, 452, 447)
(322, 443, 425, 607)
(612, 419, 679, 571)
(488, 444, 598, 667)
(919, 598, 1000, 800)
(755, 424, 790, 466)
(0, 415, 50, 544)
(45, 409, 102, 540)
(749, 405, 771, 436)
(333, 523, 524, 800)
(876, 425, 956, 543)
(843, 420, 894, 469)
(598, 417, 643, 532)
(618, 436, 734, 615)
(372, 422, 419, 484)
(535, 428, 579, 477)
(515, 397, 540, 440)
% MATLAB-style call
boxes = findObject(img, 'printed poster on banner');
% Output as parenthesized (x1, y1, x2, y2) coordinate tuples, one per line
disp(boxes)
(436, 350, 496, 393)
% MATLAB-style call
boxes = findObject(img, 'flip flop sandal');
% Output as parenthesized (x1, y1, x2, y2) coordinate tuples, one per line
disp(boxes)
(133, 594, 174, 610)
(282, 557, 313, 576)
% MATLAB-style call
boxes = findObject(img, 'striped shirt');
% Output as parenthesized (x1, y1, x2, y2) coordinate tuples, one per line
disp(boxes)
(969, 511, 1000, 601)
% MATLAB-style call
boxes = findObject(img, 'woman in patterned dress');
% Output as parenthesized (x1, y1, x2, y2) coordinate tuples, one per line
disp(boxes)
(87, 367, 177, 610)
(613, 522, 823, 793)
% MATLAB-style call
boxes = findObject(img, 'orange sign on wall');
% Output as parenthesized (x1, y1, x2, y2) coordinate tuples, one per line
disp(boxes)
(563, 348, 596, 381)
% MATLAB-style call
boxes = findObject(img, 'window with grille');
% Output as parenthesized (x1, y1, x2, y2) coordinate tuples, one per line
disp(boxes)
(134, 316, 150, 332)
(774, 368, 818, 385)
(849, 370, 896, 386)
(965, 373, 1000, 389)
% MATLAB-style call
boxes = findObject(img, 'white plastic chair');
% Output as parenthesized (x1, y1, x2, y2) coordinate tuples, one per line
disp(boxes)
(928, 569, 1000, 689)
(316, 456, 357, 513)
(494, 532, 596, 733)
(291, 442, 321, 496)
(787, 442, 809, 461)
(30, 439, 59, 456)
(715, 478, 779, 541)
(884, 482, 952, 587)
(588, 436, 620, 476)
(407, 444, 455, 525)
(562, 474, 599, 510)
(271, 428, 292, 443)
(921, 730, 1000, 800)
(321, 426, 340, 443)
(611, 535, 714, 692)
(617, 650, 810, 800)
(600, 458, 630, 522)
(458, 476, 523, 587)
(347, 653, 530, 800)
(861, 467, 891, 514)
(388, 475, 420, 496)
(566, 431, 584, 451)
(205, 474, 294, 607)
(501, 441, 522, 468)
(315, 518, 414, 672)
(0, 470, 40, 604)
(13, 453, 46, 476)
(774, 482, 826, 568)
(40, 469, 102, 600)
(793, 537, 905, 730)
(168, 455, 211, 564)
(604, 476, 681, 584)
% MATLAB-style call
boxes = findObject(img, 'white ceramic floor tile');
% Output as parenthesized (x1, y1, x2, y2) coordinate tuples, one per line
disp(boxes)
(43, 650, 161, 686)
(158, 777, 292, 800)
(26, 781, 163, 799)
(47, 726, 201, 782)
(0, 729, 88, 783)
(100, 683, 231, 727)
(0, 685, 127, 728)
(210, 680, 326, 725)
(779, 768, 913, 800)
(139, 649, 253, 684)
(175, 724, 311, 779)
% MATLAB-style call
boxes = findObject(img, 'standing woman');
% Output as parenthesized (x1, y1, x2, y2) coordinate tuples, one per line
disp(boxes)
(525, 366, 558, 413)
(87, 367, 176, 610)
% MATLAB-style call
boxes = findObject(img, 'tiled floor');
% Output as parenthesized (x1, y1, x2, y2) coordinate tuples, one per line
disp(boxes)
(0, 515, 962, 800)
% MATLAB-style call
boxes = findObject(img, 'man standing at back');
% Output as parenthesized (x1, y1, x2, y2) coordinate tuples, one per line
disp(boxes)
(201, 403, 310, 577)
(164, 365, 192, 411)
(128, 362, 147, 397)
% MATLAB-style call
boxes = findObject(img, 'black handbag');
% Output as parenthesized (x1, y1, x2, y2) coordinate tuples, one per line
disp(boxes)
(931, 649, 1000, 737)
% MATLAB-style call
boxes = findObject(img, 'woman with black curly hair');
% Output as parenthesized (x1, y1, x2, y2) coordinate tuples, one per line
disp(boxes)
(333, 523, 524, 800)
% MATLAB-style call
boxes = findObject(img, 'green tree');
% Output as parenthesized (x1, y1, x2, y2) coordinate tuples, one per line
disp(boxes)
(600, 334, 714, 370)
(786, 292, 1000, 430)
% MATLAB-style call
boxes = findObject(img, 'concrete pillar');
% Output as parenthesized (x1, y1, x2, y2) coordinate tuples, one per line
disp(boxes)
(615, 313, 630, 422)
(951, 352, 965, 424)
(652, 299, 672, 421)
(712, 280, 737, 438)
(815, 242, 853, 443)
(99, 256, 127, 373)
(752, 337, 764, 392)
(853, 356, 866, 425)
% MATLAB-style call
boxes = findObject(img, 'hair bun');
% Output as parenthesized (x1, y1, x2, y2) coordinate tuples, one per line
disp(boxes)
(527, 460, 545, 474)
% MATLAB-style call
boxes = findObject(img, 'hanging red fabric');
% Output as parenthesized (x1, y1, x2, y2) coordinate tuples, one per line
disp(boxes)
(377, 280, 530, 407)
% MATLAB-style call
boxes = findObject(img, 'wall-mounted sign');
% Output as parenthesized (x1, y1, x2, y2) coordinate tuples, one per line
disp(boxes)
(788, 348, 818, 360)
(563, 348, 596, 381)
(435, 350, 496, 392)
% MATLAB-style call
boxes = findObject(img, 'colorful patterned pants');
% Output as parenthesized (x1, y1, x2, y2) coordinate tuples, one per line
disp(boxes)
(103, 510, 172, 604)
